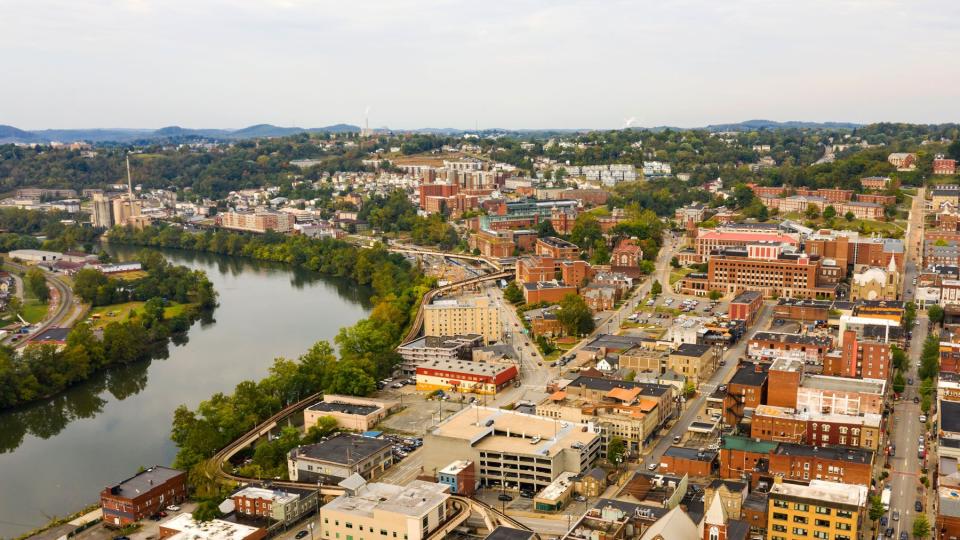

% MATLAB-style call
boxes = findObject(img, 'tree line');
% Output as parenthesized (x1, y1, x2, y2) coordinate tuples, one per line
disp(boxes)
(0, 255, 217, 410)
(107, 224, 434, 485)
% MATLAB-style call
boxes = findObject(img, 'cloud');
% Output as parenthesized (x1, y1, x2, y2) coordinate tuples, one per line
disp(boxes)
(1, 0, 958, 129)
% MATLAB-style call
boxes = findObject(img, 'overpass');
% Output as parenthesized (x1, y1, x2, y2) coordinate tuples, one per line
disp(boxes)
(387, 243, 504, 272)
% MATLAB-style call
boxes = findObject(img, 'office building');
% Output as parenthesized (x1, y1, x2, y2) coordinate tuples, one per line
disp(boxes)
(287, 433, 393, 483)
(320, 480, 450, 540)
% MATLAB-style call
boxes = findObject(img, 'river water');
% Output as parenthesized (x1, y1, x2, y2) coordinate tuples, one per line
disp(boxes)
(0, 247, 372, 539)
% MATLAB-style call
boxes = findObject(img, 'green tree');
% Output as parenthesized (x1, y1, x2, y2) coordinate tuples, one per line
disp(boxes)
(920, 333, 940, 380)
(822, 205, 837, 220)
(503, 281, 524, 304)
(683, 380, 696, 398)
(868, 494, 885, 523)
(193, 500, 222, 522)
(607, 436, 626, 464)
(570, 214, 602, 250)
(670, 257, 680, 269)
(913, 513, 931, 539)
(651, 280, 663, 296)
(845, 211, 856, 222)
(708, 290, 723, 301)
(25, 267, 49, 303)
(805, 203, 820, 219)
(556, 293, 595, 337)
(624, 370, 636, 382)
(892, 370, 906, 394)
(325, 361, 376, 396)
(891, 345, 908, 372)
(536, 219, 558, 238)
(5, 296, 21, 318)
(929, 304, 945, 326)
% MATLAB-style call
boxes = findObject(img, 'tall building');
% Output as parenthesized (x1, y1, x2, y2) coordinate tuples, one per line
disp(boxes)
(767, 480, 866, 540)
(91, 193, 113, 228)
(423, 296, 501, 343)
(218, 210, 293, 233)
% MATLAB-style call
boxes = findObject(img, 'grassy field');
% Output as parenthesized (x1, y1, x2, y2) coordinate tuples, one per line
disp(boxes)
(778, 212, 905, 237)
(88, 301, 188, 329)
(670, 267, 693, 285)
(111, 270, 149, 281)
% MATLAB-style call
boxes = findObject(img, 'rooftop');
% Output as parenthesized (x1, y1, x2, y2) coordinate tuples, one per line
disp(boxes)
(721, 435, 779, 454)
(307, 401, 381, 416)
(539, 236, 579, 249)
(672, 343, 712, 357)
(663, 446, 718, 462)
(774, 442, 873, 464)
(770, 357, 804, 373)
(538, 471, 577, 501)
(439, 460, 473, 476)
(484, 527, 536, 540)
(731, 290, 763, 303)
(290, 433, 392, 466)
(104, 465, 184, 499)
(416, 359, 516, 378)
(752, 332, 832, 347)
(429, 406, 597, 457)
(161, 514, 261, 540)
(324, 480, 449, 518)
(801, 374, 885, 395)
(729, 363, 769, 387)
(942, 400, 960, 434)
(231, 486, 298, 505)
(769, 480, 867, 507)
(567, 376, 671, 398)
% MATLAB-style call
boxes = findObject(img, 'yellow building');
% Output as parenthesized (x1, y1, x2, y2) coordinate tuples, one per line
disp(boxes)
(849, 259, 901, 301)
(667, 343, 715, 387)
(423, 296, 501, 343)
(767, 480, 866, 540)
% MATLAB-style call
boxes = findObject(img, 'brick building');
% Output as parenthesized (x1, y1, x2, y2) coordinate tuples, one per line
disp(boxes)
(560, 260, 593, 287)
(693, 230, 799, 262)
(934, 155, 958, 175)
(723, 363, 769, 426)
(535, 236, 580, 259)
(728, 290, 762, 325)
(767, 443, 873, 486)
(772, 298, 831, 322)
(688, 245, 837, 299)
(610, 238, 645, 277)
(100, 466, 187, 527)
(516, 256, 557, 284)
(523, 281, 577, 304)
(416, 359, 518, 396)
(823, 330, 890, 380)
(719, 436, 778, 484)
(657, 446, 717, 477)
(748, 333, 833, 364)
(766, 358, 804, 409)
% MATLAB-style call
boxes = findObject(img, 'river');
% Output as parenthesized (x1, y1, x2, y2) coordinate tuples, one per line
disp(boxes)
(0, 247, 372, 539)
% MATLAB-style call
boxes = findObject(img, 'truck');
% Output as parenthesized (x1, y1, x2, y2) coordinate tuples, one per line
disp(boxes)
(881, 486, 891, 511)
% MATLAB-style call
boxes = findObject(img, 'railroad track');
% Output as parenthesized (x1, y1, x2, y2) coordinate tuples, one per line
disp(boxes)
(2, 259, 76, 346)
(403, 270, 514, 343)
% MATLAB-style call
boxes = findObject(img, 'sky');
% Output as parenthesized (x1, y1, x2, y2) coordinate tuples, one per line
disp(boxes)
(3, 0, 959, 130)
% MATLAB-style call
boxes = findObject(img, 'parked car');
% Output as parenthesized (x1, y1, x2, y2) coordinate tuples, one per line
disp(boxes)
(884, 527, 893, 538)
(647, 463, 658, 471)
(520, 490, 534, 499)
(296, 531, 309, 539)
(916, 500, 923, 512)
(892, 510, 900, 521)
(673, 435, 681, 443)
(166, 505, 180, 512)
(498, 493, 513, 502)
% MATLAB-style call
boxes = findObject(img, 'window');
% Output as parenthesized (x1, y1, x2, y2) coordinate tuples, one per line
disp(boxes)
(793, 516, 808, 524)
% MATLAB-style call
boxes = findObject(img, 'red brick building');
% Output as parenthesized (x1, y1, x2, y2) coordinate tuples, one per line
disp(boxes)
(855, 193, 897, 206)
(516, 256, 556, 284)
(719, 436, 778, 485)
(772, 299, 832, 322)
(523, 281, 577, 304)
(723, 362, 769, 426)
(767, 443, 873, 486)
(688, 245, 837, 299)
(560, 260, 593, 287)
(824, 330, 890, 380)
(728, 290, 763, 325)
(934, 155, 958, 176)
(535, 236, 580, 259)
(657, 446, 717, 477)
(765, 358, 804, 409)
(101, 466, 187, 527)
(748, 333, 833, 364)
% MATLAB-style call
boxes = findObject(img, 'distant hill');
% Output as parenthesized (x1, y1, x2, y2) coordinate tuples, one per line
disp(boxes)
(0, 123, 362, 144)
(703, 119, 862, 132)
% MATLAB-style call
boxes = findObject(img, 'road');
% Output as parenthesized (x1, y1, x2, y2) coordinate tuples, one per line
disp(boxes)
(1, 258, 78, 346)
(885, 185, 927, 538)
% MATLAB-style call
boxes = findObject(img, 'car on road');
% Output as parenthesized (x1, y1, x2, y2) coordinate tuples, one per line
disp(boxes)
(391, 382, 403, 388)
(295, 531, 309, 539)
(884, 527, 894, 538)
(647, 463, 658, 471)
(673, 435, 681, 443)
(498, 493, 513, 502)
(908, 377, 914, 385)
(920, 414, 927, 423)
(520, 490, 534, 499)
(916, 500, 923, 512)
(892, 510, 900, 521)
(899, 532, 908, 540)
(880, 516, 887, 527)
(166, 505, 180, 512)
(718, 360, 726, 366)
(914, 396, 920, 403)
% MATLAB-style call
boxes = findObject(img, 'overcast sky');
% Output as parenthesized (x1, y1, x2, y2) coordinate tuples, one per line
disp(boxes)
(4, 0, 959, 130)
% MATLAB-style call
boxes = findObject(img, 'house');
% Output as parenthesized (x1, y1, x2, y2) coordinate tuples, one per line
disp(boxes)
(582, 284, 618, 311)
(934, 154, 957, 175)
(574, 467, 608, 498)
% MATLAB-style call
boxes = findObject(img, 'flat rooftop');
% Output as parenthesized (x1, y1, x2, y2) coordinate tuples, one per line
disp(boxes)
(673, 343, 711, 357)
(307, 401, 381, 416)
(439, 460, 473, 476)
(729, 363, 768, 387)
(538, 471, 577, 501)
(663, 446, 718, 462)
(774, 442, 873, 464)
(769, 480, 867, 507)
(485, 527, 536, 540)
(430, 406, 597, 457)
(325, 480, 449, 518)
(231, 486, 298, 505)
(801, 374, 885, 395)
(752, 332, 832, 347)
(567, 376, 671, 398)
(417, 359, 515, 377)
(291, 433, 392, 465)
(770, 357, 804, 373)
(161, 514, 261, 540)
(106, 465, 184, 499)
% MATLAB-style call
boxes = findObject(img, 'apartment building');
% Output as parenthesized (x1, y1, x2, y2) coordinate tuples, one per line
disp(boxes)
(287, 433, 394, 483)
(823, 330, 890, 380)
(320, 480, 450, 540)
(422, 406, 602, 493)
(796, 376, 886, 416)
(218, 209, 293, 233)
(767, 480, 866, 540)
(516, 256, 557, 284)
(723, 362, 769, 426)
(728, 290, 763, 325)
(562, 376, 676, 427)
(423, 296, 501, 343)
(751, 405, 881, 451)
